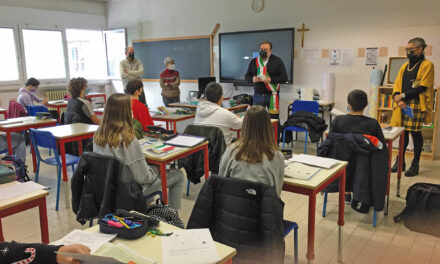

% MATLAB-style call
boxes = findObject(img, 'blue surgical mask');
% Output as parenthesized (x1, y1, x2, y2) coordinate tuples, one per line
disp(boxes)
(347, 106, 350, 113)
(85, 87, 91, 95)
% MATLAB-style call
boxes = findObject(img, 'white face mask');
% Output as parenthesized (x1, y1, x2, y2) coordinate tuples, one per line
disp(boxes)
(167, 64, 175, 70)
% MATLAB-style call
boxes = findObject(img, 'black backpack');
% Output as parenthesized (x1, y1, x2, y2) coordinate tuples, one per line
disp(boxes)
(233, 93, 253, 105)
(394, 183, 440, 236)
(1, 155, 30, 182)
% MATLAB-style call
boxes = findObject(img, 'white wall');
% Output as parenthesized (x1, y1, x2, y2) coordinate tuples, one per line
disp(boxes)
(108, 0, 440, 124)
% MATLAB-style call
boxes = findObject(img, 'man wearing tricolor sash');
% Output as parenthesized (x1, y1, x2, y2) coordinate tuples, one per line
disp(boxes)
(245, 40, 287, 139)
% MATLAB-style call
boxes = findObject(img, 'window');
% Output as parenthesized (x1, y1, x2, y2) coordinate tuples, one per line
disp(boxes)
(66, 29, 107, 79)
(22, 29, 66, 80)
(0, 28, 19, 82)
(104, 29, 126, 78)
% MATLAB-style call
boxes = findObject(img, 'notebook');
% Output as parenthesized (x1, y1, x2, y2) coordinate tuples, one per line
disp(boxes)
(290, 154, 339, 169)
(165, 135, 206, 148)
(285, 162, 321, 180)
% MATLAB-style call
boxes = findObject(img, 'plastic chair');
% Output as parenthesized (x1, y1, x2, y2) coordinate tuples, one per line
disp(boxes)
(283, 220, 299, 264)
(29, 128, 80, 211)
(27, 105, 49, 116)
(283, 101, 320, 153)
(322, 192, 378, 227)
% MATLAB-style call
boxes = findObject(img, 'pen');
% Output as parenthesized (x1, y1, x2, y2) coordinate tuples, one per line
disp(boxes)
(113, 216, 131, 228)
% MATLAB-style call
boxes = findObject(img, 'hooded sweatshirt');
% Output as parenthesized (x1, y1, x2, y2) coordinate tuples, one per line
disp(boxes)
(17, 87, 43, 108)
(194, 101, 242, 144)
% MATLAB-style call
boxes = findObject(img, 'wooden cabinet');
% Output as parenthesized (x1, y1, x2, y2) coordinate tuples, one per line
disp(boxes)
(376, 85, 439, 160)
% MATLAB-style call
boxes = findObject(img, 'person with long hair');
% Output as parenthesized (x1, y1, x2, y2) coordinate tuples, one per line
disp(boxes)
(93, 93, 184, 210)
(390, 37, 434, 177)
(65, 77, 100, 125)
(218, 105, 284, 196)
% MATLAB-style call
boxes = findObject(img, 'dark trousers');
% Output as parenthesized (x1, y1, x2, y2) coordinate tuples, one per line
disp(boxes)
(162, 96, 180, 107)
(253, 93, 281, 142)
(403, 131, 423, 163)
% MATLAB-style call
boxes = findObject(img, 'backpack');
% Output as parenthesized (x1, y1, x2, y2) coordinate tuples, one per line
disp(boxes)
(233, 93, 253, 105)
(145, 199, 184, 228)
(1, 155, 30, 182)
(394, 183, 440, 236)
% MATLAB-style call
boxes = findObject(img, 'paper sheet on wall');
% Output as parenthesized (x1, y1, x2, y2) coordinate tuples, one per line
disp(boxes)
(366, 47, 378, 65)
(329, 49, 341, 66)
(342, 49, 354, 66)
(161, 229, 219, 264)
(305, 49, 320, 64)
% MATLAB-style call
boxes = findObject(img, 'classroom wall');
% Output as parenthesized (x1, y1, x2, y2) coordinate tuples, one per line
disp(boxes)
(108, 0, 440, 124)
(0, 3, 107, 109)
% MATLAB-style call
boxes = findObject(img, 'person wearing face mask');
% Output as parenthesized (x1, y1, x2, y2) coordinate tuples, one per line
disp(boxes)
(390, 37, 434, 177)
(120, 46, 146, 105)
(159, 57, 181, 106)
(245, 40, 288, 115)
(17, 77, 49, 109)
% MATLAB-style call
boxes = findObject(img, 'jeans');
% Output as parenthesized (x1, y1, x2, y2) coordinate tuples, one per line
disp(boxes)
(0, 133, 26, 162)
(146, 168, 184, 210)
(253, 93, 271, 109)
(162, 96, 180, 107)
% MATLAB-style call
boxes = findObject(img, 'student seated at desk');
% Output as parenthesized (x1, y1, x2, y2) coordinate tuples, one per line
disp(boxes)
(93, 94, 184, 210)
(0, 241, 90, 264)
(329, 89, 386, 204)
(0, 133, 26, 162)
(194, 82, 242, 144)
(219, 106, 284, 196)
(17, 77, 49, 109)
(126, 80, 154, 131)
(64, 78, 100, 125)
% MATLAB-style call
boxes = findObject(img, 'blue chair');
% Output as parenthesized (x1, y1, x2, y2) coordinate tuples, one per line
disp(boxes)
(27, 105, 49, 116)
(29, 128, 79, 211)
(283, 101, 320, 154)
(283, 220, 299, 264)
(322, 193, 378, 227)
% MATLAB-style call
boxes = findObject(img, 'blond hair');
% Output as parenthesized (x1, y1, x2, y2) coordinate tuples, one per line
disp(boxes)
(233, 106, 278, 163)
(94, 94, 134, 148)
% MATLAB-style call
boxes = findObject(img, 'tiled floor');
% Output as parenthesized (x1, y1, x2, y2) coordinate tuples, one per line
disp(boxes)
(2, 143, 440, 264)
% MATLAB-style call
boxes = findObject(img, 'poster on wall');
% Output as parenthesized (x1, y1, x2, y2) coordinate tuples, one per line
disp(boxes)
(366, 47, 378, 66)
(329, 49, 340, 66)
(342, 49, 354, 66)
(305, 49, 320, 64)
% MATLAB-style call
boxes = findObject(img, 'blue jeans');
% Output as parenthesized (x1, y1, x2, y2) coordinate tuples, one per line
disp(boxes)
(0, 133, 26, 162)
(146, 168, 184, 210)
(253, 93, 271, 109)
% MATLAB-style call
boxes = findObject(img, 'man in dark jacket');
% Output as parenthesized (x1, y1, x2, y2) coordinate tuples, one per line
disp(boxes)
(318, 132, 389, 213)
(187, 176, 285, 264)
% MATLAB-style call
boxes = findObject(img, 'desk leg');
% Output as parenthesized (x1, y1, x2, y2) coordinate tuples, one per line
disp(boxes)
(38, 197, 49, 244)
(31, 143, 37, 173)
(273, 122, 278, 144)
(78, 140, 83, 156)
(203, 144, 210, 180)
(160, 163, 168, 204)
(165, 122, 170, 131)
(337, 168, 346, 263)
(306, 193, 317, 262)
(396, 133, 404, 197)
(0, 218, 4, 241)
(6, 132, 13, 155)
(59, 142, 70, 209)
(385, 140, 393, 215)
(173, 121, 177, 134)
(236, 130, 240, 139)
(57, 108, 61, 123)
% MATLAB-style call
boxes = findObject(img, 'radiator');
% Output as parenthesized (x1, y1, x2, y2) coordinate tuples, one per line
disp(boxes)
(44, 89, 67, 112)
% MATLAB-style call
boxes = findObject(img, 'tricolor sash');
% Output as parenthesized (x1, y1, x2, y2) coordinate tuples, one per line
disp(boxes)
(255, 56, 280, 114)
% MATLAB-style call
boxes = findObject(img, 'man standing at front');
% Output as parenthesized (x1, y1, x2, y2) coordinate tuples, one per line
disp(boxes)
(245, 40, 287, 138)
(120, 46, 146, 105)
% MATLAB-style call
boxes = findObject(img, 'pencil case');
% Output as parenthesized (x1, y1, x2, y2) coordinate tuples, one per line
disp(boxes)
(99, 211, 149, 240)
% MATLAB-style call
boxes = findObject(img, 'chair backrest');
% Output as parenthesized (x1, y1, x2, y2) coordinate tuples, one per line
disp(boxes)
(187, 176, 285, 264)
(27, 105, 49, 116)
(291, 100, 319, 116)
(7, 101, 27, 118)
(29, 128, 59, 162)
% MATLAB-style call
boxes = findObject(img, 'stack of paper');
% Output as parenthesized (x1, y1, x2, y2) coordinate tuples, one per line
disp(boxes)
(0, 182, 47, 201)
(285, 162, 321, 180)
(53, 230, 117, 253)
(95, 243, 157, 264)
(290, 154, 339, 169)
(165, 135, 205, 148)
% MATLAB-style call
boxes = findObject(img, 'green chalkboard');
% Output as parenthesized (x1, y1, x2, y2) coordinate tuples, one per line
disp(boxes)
(133, 35, 212, 82)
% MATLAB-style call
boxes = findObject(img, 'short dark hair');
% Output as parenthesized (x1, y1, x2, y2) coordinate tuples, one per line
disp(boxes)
(68, 77, 87, 98)
(259, 40, 272, 49)
(26, 77, 40, 87)
(126, 80, 143, 95)
(205, 82, 223, 103)
(347, 89, 368, 112)
(408, 37, 427, 50)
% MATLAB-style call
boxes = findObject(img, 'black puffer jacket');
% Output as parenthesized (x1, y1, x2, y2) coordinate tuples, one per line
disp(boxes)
(187, 176, 285, 264)
(283, 110, 327, 142)
(318, 133, 389, 211)
(179, 125, 226, 184)
(71, 152, 147, 224)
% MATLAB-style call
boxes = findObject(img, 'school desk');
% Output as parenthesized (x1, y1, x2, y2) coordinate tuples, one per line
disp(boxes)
(46, 100, 68, 122)
(86, 221, 236, 264)
(0, 182, 49, 243)
(233, 118, 278, 143)
(169, 102, 249, 114)
(283, 157, 348, 263)
(0, 116, 57, 172)
(38, 123, 99, 208)
(143, 140, 209, 204)
(383, 127, 405, 204)
(150, 113, 196, 133)
(0, 108, 7, 120)
(85, 92, 107, 103)
(93, 108, 104, 116)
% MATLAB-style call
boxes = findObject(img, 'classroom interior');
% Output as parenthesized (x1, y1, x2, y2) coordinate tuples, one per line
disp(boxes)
(1, 0, 440, 263)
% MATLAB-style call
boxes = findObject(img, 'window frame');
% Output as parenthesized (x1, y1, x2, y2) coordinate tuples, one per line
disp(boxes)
(104, 28, 127, 80)
(0, 24, 23, 86)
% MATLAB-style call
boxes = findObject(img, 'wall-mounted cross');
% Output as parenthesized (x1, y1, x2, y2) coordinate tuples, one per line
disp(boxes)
(297, 23, 310, 48)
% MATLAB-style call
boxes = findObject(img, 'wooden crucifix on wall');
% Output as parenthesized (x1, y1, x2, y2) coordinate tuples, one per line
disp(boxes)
(298, 23, 310, 48)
